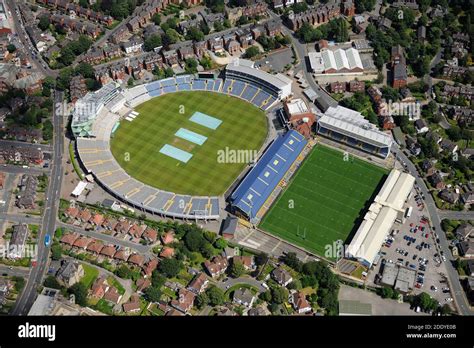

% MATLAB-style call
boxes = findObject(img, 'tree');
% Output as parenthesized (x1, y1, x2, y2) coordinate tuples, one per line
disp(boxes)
(206, 286, 225, 306)
(144, 34, 162, 51)
(152, 13, 161, 25)
(127, 78, 134, 87)
(184, 229, 205, 252)
(7, 44, 16, 53)
(282, 252, 302, 272)
(200, 55, 212, 70)
(144, 286, 162, 302)
(68, 283, 88, 306)
(115, 265, 134, 279)
(44, 276, 62, 289)
(158, 258, 182, 278)
(185, 58, 199, 74)
(38, 15, 50, 31)
(255, 252, 268, 266)
(214, 238, 227, 249)
(244, 46, 259, 59)
(229, 261, 245, 278)
(205, 0, 225, 13)
(185, 27, 204, 42)
(379, 286, 394, 299)
(51, 243, 62, 261)
(270, 286, 288, 304)
(75, 62, 95, 79)
(446, 126, 462, 142)
(151, 270, 166, 288)
(200, 242, 215, 259)
(163, 28, 180, 45)
(195, 292, 209, 309)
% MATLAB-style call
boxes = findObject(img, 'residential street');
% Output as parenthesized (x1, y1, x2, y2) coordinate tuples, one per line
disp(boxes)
(393, 146, 473, 315)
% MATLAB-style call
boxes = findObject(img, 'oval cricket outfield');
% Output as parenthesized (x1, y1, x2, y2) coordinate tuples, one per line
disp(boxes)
(110, 91, 268, 196)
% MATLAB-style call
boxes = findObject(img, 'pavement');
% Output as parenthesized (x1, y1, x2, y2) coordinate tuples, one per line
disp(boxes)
(338, 284, 427, 316)
(12, 91, 65, 316)
(437, 210, 474, 221)
(392, 145, 473, 315)
(0, 164, 49, 175)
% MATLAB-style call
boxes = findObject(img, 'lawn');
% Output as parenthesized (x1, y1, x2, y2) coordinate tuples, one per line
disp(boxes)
(260, 145, 388, 259)
(110, 91, 267, 196)
(80, 264, 99, 289)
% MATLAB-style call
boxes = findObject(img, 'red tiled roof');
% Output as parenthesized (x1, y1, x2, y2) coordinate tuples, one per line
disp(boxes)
(91, 213, 104, 225)
(86, 240, 104, 254)
(103, 287, 122, 304)
(100, 245, 117, 257)
(142, 258, 159, 276)
(204, 255, 228, 276)
(171, 288, 195, 313)
(65, 207, 79, 218)
(60, 233, 79, 245)
(187, 273, 208, 294)
(142, 227, 157, 242)
(123, 294, 140, 313)
(233, 255, 254, 269)
(136, 278, 151, 292)
(128, 253, 145, 266)
(128, 224, 146, 238)
(78, 209, 92, 221)
(113, 249, 129, 261)
(161, 231, 175, 245)
(159, 247, 175, 259)
(72, 236, 93, 248)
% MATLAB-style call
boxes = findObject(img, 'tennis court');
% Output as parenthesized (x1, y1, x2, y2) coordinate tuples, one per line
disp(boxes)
(175, 128, 208, 145)
(159, 144, 193, 163)
(190, 111, 222, 130)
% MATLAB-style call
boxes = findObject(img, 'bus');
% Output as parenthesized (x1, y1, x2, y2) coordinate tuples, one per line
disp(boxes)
(405, 206, 413, 219)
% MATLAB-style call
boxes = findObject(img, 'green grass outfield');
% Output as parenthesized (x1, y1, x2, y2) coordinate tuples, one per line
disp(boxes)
(260, 145, 388, 259)
(110, 91, 267, 196)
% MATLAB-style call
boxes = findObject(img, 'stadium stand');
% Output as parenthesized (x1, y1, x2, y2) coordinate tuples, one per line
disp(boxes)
(225, 58, 292, 100)
(230, 130, 307, 223)
(74, 66, 289, 220)
(346, 169, 415, 266)
(317, 105, 393, 159)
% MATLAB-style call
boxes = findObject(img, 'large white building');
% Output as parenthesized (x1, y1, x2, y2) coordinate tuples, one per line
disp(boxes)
(346, 169, 415, 267)
(316, 105, 393, 158)
(309, 47, 364, 75)
(225, 58, 293, 100)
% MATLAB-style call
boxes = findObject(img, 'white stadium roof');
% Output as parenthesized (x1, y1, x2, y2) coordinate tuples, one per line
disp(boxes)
(319, 106, 392, 148)
(347, 169, 415, 266)
(225, 59, 292, 90)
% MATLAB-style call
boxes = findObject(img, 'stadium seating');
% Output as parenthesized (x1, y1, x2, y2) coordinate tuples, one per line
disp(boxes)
(241, 85, 259, 102)
(213, 79, 223, 92)
(163, 85, 177, 94)
(229, 81, 246, 97)
(177, 83, 191, 91)
(192, 79, 206, 90)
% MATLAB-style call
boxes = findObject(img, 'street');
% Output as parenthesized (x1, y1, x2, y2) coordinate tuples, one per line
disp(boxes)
(12, 91, 64, 316)
(393, 145, 473, 315)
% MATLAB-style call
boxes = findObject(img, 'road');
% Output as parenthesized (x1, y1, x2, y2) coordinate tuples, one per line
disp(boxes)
(0, 265, 30, 277)
(215, 276, 266, 293)
(438, 210, 474, 221)
(57, 222, 151, 255)
(0, 213, 41, 225)
(393, 146, 473, 315)
(269, 11, 337, 109)
(0, 140, 52, 152)
(5, 0, 57, 78)
(0, 164, 49, 175)
(12, 91, 64, 316)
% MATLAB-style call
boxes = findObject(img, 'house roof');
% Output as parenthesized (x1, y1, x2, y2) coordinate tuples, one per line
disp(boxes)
(160, 247, 175, 258)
